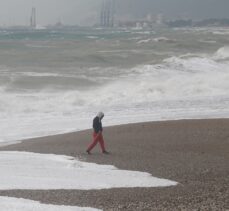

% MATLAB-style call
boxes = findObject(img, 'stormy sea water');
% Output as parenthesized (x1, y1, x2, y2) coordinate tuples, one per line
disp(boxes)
(1, 27, 229, 145)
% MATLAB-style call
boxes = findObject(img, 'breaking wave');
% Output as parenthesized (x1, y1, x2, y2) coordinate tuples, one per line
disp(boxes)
(1, 29, 229, 145)
(214, 46, 229, 60)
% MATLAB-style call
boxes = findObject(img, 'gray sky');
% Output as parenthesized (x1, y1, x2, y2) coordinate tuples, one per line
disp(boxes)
(118, 0, 229, 20)
(0, 0, 101, 26)
(0, 0, 228, 26)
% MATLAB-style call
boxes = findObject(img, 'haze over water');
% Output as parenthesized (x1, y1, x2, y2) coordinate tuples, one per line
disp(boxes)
(1, 27, 229, 145)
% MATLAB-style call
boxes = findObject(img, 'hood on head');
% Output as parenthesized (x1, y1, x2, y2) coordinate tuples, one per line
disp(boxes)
(97, 112, 104, 119)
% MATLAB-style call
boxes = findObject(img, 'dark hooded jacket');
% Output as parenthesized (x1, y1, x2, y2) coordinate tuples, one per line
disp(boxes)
(93, 112, 104, 133)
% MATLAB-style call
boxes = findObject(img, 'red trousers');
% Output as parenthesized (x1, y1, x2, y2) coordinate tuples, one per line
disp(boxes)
(87, 132, 105, 152)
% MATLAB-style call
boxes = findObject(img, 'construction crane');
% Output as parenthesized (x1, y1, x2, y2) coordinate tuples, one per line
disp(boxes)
(30, 7, 36, 28)
(100, 0, 115, 27)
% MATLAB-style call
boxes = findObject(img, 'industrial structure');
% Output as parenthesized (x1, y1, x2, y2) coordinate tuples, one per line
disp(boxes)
(30, 7, 36, 28)
(100, 0, 115, 27)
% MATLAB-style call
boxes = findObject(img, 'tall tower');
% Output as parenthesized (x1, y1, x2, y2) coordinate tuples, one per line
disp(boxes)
(100, 0, 115, 27)
(30, 7, 36, 28)
(100, 0, 105, 27)
(110, 0, 115, 27)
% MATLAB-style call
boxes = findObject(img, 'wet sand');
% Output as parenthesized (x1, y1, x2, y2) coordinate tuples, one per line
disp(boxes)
(0, 119, 228, 210)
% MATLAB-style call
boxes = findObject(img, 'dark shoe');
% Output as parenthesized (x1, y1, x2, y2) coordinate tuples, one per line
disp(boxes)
(86, 150, 91, 155)
(102, 150, 109, 154)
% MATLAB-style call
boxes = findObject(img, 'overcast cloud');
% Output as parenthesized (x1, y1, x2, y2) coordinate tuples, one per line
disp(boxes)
(0, 0, 100, 26)
(0, 0, 228, 26)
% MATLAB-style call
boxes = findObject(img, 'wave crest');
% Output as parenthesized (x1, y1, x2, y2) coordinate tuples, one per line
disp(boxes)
(214, 46, 229, 60)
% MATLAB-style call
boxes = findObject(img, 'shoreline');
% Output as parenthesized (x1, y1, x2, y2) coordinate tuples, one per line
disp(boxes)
(2, 117, 229, 148)
(0, 118, 228, 210)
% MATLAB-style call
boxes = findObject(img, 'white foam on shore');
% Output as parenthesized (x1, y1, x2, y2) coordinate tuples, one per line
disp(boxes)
(0, 196, 101, 211)
(0, 151, 177, 190)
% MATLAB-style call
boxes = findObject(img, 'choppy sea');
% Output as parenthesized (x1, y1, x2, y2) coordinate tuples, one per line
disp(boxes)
(1, 27, 229, 145)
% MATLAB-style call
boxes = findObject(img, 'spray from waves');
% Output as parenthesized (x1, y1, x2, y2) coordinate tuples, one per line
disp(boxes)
(214, 46, 229, 60)
(79, 49, 229, 107)
(1, 46, 229, 144)
(90, 48, 229, 111)
(4, 51, 225, 113)
(2, 48, 229, 114)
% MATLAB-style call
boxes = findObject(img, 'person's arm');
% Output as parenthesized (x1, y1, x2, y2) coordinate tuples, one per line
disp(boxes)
(93, 117, 101, 133)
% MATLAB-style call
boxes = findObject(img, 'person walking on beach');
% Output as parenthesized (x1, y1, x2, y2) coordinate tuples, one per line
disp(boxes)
(86, 112, 109, 154)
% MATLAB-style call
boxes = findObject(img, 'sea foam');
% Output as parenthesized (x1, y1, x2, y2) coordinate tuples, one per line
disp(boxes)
(0, 151, 177, 190)
(1, 49, 229, 144)
(1, 34, 229, 145)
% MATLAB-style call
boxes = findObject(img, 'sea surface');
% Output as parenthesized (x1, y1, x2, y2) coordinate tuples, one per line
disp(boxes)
(1, 27, 229, 145)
